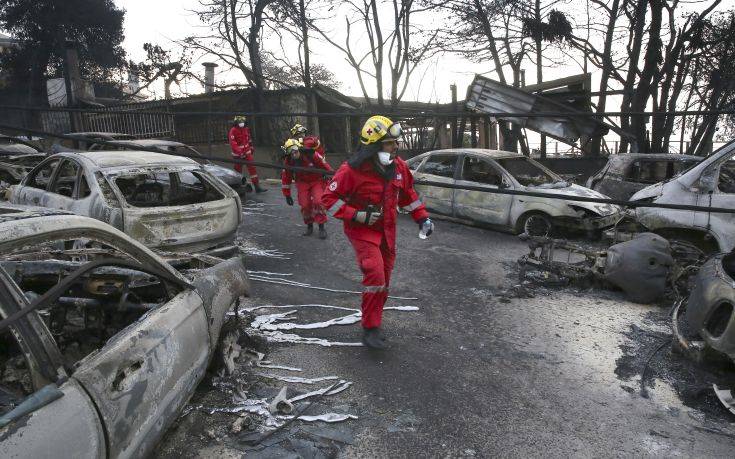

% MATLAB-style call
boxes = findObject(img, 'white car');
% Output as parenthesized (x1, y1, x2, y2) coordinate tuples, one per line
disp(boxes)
(407, 149, 621, 236)
(9, 151, 242, 252)
(631, 139, 735, 253)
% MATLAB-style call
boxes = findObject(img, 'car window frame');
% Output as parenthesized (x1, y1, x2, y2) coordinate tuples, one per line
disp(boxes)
(419, 153, 460, 179)
(715, 157, 735, 194)
(24, 157, 63, 191)
(459, 154, 507, 187)
(49, 158, 84, 199)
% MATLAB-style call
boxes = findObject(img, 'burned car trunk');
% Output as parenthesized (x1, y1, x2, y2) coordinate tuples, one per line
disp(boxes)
(0, 206, 249, 458)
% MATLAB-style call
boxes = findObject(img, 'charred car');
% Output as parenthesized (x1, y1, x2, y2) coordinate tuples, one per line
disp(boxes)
(683, 252, 735, 362)
(586, 153, 702, 200)
(8, 151, 242, 252)
(630, 140, 735, 253)
(408, 149, 621, 236)
(0, 136, 46, 192)
(0, 205, 249, 457)
(89, 139, 244, 192)
(64, 132, 136, 150)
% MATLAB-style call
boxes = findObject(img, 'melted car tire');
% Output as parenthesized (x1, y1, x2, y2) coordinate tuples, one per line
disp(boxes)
(518, 211, 553, 237)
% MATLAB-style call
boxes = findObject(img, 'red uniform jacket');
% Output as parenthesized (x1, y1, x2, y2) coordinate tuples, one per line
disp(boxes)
(301, 135, 325, 156)
(321, 157, 429, 248)
(281, 152, 332, 197)
(229, 126, 253, 156)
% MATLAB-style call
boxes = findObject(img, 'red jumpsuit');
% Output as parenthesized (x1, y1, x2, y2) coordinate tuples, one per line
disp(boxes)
(228, 125, 259, 187)
(321, 157, 428, 329)
(282, 151, 332, 224)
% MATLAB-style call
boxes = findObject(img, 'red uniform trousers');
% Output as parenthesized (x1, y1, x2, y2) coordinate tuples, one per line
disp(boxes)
(296, 180, 327, 225)
(349, 237, 395, 329)
(233, 151, 260, 187)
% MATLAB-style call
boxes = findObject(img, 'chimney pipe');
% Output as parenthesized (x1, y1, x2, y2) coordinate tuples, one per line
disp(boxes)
(203, 62, 218, 94)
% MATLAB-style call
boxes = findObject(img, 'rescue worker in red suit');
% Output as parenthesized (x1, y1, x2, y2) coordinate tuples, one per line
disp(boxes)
(290, 123, 326, 158)
(229, 115, 267, 193)
(281, 138, 332, 239)
(321, 115, 434, 349)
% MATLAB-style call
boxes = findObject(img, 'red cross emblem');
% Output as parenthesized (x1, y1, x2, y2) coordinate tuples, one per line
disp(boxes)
(367, 128, 373, 134)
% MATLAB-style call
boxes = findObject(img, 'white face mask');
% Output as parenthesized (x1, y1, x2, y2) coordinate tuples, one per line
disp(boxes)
(377, 151, 393, 166)
(238, 122, 245, 128)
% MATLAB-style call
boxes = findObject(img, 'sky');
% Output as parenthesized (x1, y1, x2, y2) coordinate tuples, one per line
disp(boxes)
(116, 0, 579, 104)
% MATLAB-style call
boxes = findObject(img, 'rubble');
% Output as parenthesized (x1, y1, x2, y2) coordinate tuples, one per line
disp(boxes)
(518, 232, 693, 303)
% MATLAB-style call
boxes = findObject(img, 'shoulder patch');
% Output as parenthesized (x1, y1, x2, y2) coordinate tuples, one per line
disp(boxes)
(328, 181, 338, 191)
(396, 173, 403, 180)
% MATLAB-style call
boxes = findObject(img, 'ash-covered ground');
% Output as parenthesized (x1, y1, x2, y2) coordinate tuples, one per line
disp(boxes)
(154, 184, 735, 458)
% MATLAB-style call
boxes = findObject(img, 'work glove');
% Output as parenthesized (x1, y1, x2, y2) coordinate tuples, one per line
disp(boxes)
(352, 208, 382, 225)
(418, 218, 434, 238)
(285, 196, 294, 206)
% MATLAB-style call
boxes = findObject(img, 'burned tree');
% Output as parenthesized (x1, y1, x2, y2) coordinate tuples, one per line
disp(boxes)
(315, 0, 438, 108)
(186, 0, 275, 92)
(128, 43, 194, 99)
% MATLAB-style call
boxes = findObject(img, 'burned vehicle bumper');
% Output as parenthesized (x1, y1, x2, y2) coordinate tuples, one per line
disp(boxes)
(684, 254, 735, 360)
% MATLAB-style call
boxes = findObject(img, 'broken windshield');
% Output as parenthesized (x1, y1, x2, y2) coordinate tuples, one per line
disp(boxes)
(496, 157, 563, 187)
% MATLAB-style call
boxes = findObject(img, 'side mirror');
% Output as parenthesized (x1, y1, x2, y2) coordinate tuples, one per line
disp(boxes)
(499, 181, 510, 189)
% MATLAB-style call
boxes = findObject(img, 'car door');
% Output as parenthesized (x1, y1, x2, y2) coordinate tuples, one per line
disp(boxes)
(412, 153, 458, 216)
(11, 157, 61, 207)
(694, 155, 735, 251)
(454, 155, 515, 226)
(0, 267, 106, 459)
(70, 260, 210, 458)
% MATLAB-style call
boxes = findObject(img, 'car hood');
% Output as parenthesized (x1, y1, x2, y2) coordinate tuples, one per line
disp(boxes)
(527, 183, 620, 216)
(630, 182, 664, 201)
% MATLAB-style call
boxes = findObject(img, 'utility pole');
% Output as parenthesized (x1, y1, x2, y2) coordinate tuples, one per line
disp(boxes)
(62, 40, 83, 138)
(450, 84, 458, 148)
(299, 0, 318, 135)
(535, 0, 546, 158)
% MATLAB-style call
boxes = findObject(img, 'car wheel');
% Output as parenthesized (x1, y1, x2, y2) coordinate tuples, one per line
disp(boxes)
(518, 212, 553, 237)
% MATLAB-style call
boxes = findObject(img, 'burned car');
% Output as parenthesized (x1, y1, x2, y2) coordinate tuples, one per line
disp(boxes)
(0, 136, 46, 192)
(630, 140, 735, 253)
(408, 149, 621, 236)
(90, 139, 244, 192)
(683, 252, 735, 361)
(8, 151, 242, 252)
(586, 153, 702, 200)
(64, 132, 136, 150)
(0, 205, 249, 457)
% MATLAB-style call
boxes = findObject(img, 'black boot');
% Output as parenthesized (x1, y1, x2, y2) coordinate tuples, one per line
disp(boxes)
(303, 224, 314, 236)
(254, 184, 267, 193)
(362, 328, 387, 350)
(318, 223, 327, 239)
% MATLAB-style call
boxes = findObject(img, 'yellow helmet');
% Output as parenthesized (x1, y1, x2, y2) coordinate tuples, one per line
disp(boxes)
(282, 138, 301, 156)
(360, 115, 403, 145)
(290, 123, 307, 137)
(234, 115, 247, 124)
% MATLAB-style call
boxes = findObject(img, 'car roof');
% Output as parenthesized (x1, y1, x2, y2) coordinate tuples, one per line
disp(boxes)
(78, 150, 198, 169)
(610, 153, 701, 161)
(106, 139, 185, 148)
(0, 203, 72, 224)
(65, 132, 135, 139)
(417, 148, 523, 159)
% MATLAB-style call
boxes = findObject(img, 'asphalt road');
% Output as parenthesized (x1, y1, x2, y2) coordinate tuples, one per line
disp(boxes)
(159, 182, 735, 457)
